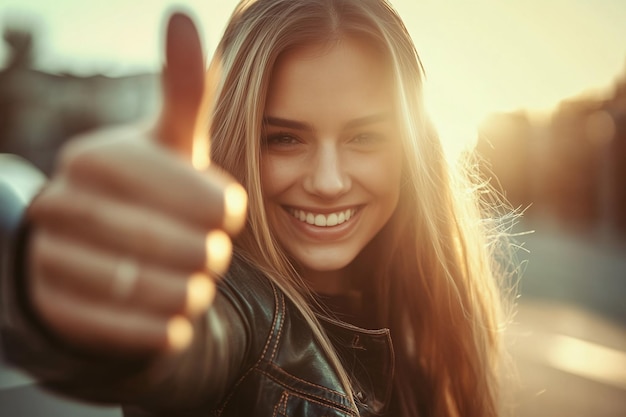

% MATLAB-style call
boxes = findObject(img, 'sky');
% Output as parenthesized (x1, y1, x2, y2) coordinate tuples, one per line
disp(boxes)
(1, 0, 625, 153)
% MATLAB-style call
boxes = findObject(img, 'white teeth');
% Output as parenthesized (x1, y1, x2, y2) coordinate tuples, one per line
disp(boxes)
(290, 208, 357, 227)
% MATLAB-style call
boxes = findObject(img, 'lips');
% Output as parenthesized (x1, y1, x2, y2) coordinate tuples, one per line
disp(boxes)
(287, 207, 358, 227)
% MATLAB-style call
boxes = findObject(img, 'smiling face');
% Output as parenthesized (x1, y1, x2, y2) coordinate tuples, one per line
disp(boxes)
(261, 35, 403, 291)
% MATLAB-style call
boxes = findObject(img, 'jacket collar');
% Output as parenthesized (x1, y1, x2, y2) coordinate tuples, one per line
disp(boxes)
(318, 315, 395, 415)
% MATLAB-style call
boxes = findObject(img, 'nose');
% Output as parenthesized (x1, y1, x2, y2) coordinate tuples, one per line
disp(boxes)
(303, 144, 351, 199)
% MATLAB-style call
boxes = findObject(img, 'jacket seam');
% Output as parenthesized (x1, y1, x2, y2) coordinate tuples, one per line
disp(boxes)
(260, 282, 283, 361)
(272, 390, 288, 417)
(282, 390, 355, 417)
(267, 285, 286, 363)
(267, 362, 350, 400)
(254, 368, 356, 415)
(214, 280, 283, 415)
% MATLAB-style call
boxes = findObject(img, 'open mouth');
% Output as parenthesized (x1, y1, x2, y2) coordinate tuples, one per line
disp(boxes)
(286, 207, 359, 227)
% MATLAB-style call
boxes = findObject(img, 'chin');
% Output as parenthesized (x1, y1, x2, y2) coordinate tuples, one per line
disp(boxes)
(301, 260, 349, 272)
(294, 248, 359, 274)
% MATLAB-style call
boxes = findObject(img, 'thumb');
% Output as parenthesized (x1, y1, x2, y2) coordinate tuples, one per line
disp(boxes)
(157, 12, 207, 166)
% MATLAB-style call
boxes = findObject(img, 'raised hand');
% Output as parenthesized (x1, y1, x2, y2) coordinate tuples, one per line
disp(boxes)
(26, 12, 246, 356)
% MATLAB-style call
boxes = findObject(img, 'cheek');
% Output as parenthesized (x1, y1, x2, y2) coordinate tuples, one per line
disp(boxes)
(260, 154, 300, 198)
(355, 149, 403, 200)
(260, 155, 283, 197)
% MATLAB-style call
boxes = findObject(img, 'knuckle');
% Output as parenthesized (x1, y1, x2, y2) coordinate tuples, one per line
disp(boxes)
(31, 230, 56, 275)
(57, 137, 92, 174)
(28, 181, 67, 222)
(35, 188, 99, 231)
(57, 132, 120, 179)
(127, 220, 161, 257)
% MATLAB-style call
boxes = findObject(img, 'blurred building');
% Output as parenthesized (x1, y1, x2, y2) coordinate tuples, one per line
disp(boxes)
(477, 63, 626, 240)
(0, 27, 160, 175)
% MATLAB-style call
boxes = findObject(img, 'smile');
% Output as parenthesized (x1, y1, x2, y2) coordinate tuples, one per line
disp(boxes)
(287, 207, 358, 227)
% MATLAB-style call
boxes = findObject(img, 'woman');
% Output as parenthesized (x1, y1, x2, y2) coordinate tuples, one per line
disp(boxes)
(0, 1, 511, 416)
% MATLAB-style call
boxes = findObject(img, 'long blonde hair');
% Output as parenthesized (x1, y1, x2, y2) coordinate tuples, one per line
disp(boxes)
(208, 1, 511, 416)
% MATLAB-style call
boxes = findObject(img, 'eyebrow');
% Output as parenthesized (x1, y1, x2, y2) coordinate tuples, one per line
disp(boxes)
(263, 113, 391, 132)
(263, 116, 312, 131)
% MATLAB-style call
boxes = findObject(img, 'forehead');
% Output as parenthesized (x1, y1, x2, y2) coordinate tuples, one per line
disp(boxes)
(266, 36, 394, 118)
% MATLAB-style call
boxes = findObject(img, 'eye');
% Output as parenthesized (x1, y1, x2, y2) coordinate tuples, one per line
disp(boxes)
(263, 132, 302, 147)
(351, 132, 386, 145)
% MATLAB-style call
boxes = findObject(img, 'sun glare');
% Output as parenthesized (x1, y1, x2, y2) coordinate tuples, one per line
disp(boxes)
(392, 0, 626, 162)
(423, 81, 483, 162)
(545, 334, 626, 390)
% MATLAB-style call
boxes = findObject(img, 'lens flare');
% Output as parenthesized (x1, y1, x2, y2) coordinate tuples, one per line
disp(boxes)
(185, 273, 215, 315)
(205, 230, 232, 275)
(223, 183, 248, 234)
(166, 316, 193, 352)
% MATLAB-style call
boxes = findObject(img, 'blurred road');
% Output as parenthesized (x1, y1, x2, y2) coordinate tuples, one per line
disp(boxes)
(508, 300, 626, 417)
(0, 219, 624, 416)
(508, 219, 626, 417)
(517, 219, 626, 324)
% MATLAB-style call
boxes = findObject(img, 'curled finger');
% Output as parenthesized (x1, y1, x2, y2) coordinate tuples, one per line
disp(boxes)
(31, 185, 233, 277)
(32, 229, 216, 318)
(30, 274, 193, 355)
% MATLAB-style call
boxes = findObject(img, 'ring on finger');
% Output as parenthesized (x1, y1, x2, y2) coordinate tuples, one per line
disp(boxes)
(112, 258, 139, 301)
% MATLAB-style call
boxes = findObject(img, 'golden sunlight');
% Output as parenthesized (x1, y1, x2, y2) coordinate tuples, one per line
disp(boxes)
(205, 230, 232, 274)
(166, 316, 193, 352)
(545, 334, 626, 390)
(391, 0, 626, 160)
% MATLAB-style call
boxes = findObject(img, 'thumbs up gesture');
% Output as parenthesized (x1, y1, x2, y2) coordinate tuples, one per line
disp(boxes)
(26, 13, 247, 355)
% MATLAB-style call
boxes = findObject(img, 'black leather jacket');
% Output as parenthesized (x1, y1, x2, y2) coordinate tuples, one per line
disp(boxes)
(0, 155, 396, 417)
